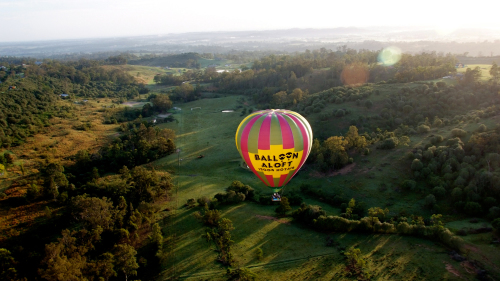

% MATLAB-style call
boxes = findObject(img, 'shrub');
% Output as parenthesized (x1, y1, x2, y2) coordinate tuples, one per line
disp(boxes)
(364, 100, 373, 109)
(286, 192, 303, 206)
(477, 124, 487, 132)
(489, 207, 500, 219)
(451, 188, 463, 202)
(464, 202, 482, 216)
(401, 180, 417, 191)
(431, 135, 443, 145)
(432, 186, 446, 199)
(417, 125, 431, 134)
(425, 194, 436, 208)
(411, 159, 423, 171)
(492, 218, 500, 231)
(377, 137, 398, 149)
(451, 128, 467, 137)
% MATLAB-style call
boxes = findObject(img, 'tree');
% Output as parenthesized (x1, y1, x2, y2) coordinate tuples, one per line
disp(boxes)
(345, 126, 367, 151)
(490, 62, 499, 80)
(150, 223, 164, 259)
(39, 229, 88, 281)
(345, 198, 355, 219)
(0, 248, 18, 280)
(113, 244, 139, 281)
(72, 196, 116, 230)
(368, 207, 389, 225)
(344, 247, 369, 279)
(324, 136, 349, 169)
(275, 197, 292, 216)
(425, 194, 436, 209)
(151, 94, 172, 112)
(226, 267, 258, 281)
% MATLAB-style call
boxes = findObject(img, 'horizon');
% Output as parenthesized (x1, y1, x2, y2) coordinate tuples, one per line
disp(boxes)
(1, 0, 499, 43)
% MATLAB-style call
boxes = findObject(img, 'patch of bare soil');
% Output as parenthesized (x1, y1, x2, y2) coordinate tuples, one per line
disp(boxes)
(122, 101, 143, 107)
(309, 163, 356, 178)
(255, 215, 290, 225)
(443, 261, 462, 278)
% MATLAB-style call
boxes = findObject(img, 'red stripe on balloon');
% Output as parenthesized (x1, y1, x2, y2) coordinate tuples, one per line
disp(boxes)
(241, 115, 268, 185)
(285, 113, 309, 179)
(258, 114, 271, 150)
(277, 114, 294, 149)
(265, 175, 275, 187)
(278, 173, 288, 186)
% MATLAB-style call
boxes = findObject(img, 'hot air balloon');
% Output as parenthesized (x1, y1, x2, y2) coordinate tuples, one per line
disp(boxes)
(235, 109, 312, 197)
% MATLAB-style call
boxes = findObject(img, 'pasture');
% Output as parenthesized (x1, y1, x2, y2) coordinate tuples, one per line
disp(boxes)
(152, 91, 499, 280)
(101, 65, 186, 84)
(456, 64, 493, 80)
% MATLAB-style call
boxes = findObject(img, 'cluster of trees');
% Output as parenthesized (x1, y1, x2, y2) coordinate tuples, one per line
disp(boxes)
(130, 52, 201, 68)
(308, 126, 368, 171)
(0, 59, 149, 147)
(405, 126, 500, 220)
(74, 123, 176, 175)
(3, 158, 173, 280)
(292, 203, 464, 251)
(195, 206, 236, 265)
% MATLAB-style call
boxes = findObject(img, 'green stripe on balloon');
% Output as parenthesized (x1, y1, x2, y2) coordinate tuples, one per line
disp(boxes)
(236, 112, 261, 152)
(247, 114, 266, 154)
(270, 112, 282, 146)
(282, 114, 303, 153)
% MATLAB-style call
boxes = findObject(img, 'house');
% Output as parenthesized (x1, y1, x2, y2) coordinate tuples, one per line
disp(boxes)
(35, 61, 43, 66)
(455, 63, 464, 68)
(60, 94, 69, 98)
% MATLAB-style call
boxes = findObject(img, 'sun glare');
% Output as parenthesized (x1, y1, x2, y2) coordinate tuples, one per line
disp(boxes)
(378, 46, 402, 66)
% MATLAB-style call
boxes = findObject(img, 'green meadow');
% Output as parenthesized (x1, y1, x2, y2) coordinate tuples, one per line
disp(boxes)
(456, 64, 493, 80)
(151, 87, 500, 280)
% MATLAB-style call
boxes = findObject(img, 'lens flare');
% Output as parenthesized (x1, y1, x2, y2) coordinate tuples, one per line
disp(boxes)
(341, 63, 369, 87)
(378, 46, 402, 66)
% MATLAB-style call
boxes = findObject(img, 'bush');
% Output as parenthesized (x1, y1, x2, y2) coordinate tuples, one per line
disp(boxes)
(377, 137, 398, 149)
(431, 135, 443, 145)
(286, 192, 303, 206)
(451, 128, 467, 137)
(492, 218, 500, 231)
(364, 100, 373, 109)
(464, 202, 482, 216)
(227, 181, 255, 200)
(411, 159, 423, 171)
(432, 186, 446, 199)
(417, 125, 431, 134)
(477, 124, 487, 132)
(489, 206, 500, 219)
(425, 194, 436, 208)
(401, 180, 417, 191)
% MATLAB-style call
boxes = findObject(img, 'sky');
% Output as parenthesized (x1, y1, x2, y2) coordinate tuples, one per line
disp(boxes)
(0, 0, 498, 42)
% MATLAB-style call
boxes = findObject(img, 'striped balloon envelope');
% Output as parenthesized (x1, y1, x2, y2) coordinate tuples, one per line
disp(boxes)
(235, 109, 313, 192)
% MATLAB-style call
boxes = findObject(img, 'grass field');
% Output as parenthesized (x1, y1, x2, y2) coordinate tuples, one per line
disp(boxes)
(151, 90, 500, 280)
(101, 65, 187, 84)
(456, 64, 493, 80)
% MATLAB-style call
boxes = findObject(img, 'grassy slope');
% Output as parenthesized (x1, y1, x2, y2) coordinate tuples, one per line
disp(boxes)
(101, 65, 186, 85)
(456, 64, 492, 80)
(153, 87, 500, 280)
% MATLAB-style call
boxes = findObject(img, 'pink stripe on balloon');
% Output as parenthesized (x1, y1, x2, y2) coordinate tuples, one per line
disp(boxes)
(278, 173, 288, 186)
(241, 115, 268, 185)
(277, 114, 294, 149)
(265, 175, 275, 187)
(285, 113, 309, 179)
(258, 114, 271, 150)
